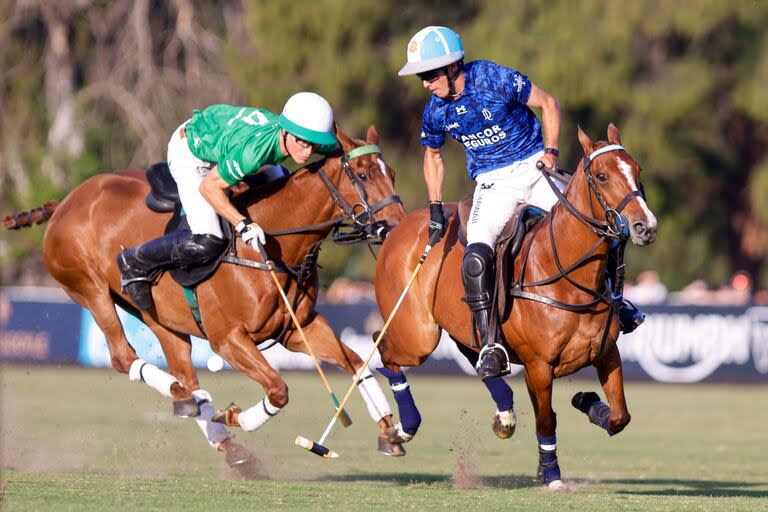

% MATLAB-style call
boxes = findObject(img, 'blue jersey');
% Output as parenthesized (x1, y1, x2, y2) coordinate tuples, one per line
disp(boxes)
(420, 60, 544, 179)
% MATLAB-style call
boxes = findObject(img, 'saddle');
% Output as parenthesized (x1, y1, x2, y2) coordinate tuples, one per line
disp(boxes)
(456, 192, 546, 336)
(143, 162, 290, 286)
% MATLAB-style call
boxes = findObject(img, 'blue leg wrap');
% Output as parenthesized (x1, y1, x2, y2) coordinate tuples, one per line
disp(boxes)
(482, 376, 513, 411)
(377, 367, 421, 436)
(536, 433, 561, 484)
(588, 401, 616, 436)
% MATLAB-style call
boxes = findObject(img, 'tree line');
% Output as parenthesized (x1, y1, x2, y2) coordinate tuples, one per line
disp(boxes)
(1, 0, 767, 291)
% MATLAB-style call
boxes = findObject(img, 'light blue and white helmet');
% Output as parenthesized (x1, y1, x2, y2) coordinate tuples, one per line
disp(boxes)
(398, 26, 464, 76)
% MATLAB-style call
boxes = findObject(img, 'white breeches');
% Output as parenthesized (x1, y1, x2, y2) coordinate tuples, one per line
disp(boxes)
(466, 150, 564, 247)
(166, 122, 222, 237)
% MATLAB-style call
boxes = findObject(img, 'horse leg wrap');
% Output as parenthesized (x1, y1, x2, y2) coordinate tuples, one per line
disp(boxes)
(355, 366, 392, 422)
(536, 434, 562, 485)
(129, 359, 178, 398)
(483, 376, 514, 412)
(237, 397, 281, 432)
(191, 389, 230, 449)
(378, 367, 421, 436)
(587, 401, 615, 435)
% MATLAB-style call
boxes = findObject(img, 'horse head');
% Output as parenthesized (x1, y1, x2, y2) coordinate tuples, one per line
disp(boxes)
(325, 125, 405, 242)
(575, 124, 657, 246)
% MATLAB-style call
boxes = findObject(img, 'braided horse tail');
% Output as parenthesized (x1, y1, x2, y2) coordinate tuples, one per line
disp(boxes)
(3, 201, 59, 230)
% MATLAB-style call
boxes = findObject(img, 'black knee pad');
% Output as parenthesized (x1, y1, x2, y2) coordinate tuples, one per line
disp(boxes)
(462, 243, 494, 278)
(172, 234, 227, 266)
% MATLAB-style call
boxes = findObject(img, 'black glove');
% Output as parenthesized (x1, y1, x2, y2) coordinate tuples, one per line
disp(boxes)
(428, 201, 446, 246)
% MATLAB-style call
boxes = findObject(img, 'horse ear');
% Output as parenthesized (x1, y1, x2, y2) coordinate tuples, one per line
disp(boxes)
(366, 125, 380, 145)
(334, 123, 352, 150)
(577, 125, 594, 155)
(607, 123, 622, 145)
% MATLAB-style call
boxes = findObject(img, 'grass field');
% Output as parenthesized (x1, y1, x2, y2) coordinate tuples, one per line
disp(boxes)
(1, 365, 766, 511)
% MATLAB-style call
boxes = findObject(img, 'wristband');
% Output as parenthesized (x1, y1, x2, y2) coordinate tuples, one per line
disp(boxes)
(234, 218, 250, 234)
(544, 147, 560, 157)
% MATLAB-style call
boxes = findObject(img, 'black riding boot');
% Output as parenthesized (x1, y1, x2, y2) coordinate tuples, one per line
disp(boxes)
(607, 242, 646, 334)
(462, 243, 509, 380)
(117, 232, 226, 310)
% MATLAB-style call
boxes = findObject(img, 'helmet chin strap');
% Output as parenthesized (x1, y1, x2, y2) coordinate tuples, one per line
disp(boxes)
(445, 60, 465, 99)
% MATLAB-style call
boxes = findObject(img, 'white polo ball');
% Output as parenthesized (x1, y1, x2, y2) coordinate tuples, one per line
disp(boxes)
(207, 354, 225, 372)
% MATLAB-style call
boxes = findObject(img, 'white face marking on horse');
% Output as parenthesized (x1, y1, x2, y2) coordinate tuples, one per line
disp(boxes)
(377, 157, 388, 178)
(616, 157, 658, 229)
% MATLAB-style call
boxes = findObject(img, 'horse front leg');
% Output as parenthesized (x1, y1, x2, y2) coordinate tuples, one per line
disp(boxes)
(284, 315, 405, 456)
(572, 341, 631, 435)
(210, 327, 288, 432)
(524, 360, 567, 491)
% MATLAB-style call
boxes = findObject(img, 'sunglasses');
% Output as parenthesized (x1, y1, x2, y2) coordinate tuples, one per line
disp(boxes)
(417, 68, 443, 83)
(293, 134, 318, 150)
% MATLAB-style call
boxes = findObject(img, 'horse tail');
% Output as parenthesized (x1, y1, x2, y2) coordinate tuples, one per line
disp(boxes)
(3, 200, 60, 230)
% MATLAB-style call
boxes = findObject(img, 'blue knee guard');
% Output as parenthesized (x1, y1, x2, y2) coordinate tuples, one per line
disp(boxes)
(377, 367, 421, 436)
(482, 376, 514, 411)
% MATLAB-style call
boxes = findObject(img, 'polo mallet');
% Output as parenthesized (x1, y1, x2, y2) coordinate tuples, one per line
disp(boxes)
(296, 242, 435, 458)
(256, 241, 352, 428)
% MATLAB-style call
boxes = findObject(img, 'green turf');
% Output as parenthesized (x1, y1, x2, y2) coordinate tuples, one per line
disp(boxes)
(1, 365, 766, 511)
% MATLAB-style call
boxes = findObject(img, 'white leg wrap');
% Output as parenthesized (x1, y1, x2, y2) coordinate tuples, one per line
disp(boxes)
(237, 397, 281, 432)
(191, 389, 230, 449)
(128, 359, 178, 398)
(355, 366, 392, 422)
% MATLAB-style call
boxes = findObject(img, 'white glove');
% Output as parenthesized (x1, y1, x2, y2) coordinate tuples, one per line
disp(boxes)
(235, 219, 266, 254)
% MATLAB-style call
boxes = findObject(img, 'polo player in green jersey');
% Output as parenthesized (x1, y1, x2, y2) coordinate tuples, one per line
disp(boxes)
(117, 92, 338, 310)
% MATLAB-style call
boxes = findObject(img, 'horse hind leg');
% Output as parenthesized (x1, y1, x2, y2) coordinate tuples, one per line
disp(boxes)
(452, 337, 516, 439)
(572, 342, 631, 436)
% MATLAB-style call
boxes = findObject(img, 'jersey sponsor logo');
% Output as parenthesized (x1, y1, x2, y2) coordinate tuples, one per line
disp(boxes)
(445, 122, 459, 131)
(460, 124, 507, 149)
(455, 105, 468, 115)
(482, 108, 492, 120)
(513, 74, 526, 93)
(480, 183, 495, 190)
(420, 130, 427, 138)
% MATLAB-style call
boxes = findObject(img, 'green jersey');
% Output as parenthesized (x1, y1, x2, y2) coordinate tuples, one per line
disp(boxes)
(184, 105, 286, 185)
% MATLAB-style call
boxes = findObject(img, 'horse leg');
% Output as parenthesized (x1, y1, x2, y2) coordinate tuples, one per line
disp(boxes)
(66, 284, 192, 407)
(524, 360, 567, 491)
(571, 342, 631, 436)
(209, 329, 288, 432)
(284, 315, 405, 456)
(453, 338, 515, 439)
(377, 362, 420, 445)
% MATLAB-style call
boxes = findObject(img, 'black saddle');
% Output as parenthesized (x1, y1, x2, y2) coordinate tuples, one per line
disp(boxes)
(142, 162, 290, 286)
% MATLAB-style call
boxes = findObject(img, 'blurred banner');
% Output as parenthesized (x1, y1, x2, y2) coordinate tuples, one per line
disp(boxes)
(2, 288, 767, 383)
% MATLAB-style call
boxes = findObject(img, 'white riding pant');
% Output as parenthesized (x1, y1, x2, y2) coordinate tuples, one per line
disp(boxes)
(466, 150, 564, 247)
(166, 122, 222, 238)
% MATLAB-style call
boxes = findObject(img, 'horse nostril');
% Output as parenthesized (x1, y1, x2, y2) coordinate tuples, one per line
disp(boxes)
(633, 222, 646, 235)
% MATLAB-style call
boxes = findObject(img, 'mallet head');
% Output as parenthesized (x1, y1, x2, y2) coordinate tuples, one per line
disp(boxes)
(295, 435, 339, 459)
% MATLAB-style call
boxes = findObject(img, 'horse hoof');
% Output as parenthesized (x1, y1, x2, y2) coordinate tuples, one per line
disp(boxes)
(547, 480, 569, 493)
(492, 409, 516, 439)
(386, 424, 413, 444)
(378, 435, 406, 457)
(571, 391, 601, 413)
(212, 403, 242, 427)
(220, 439, 265, 480)
(173, 397, 200, 418)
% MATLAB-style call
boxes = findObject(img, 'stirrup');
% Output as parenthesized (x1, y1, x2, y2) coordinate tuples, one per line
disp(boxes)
(618, 299, 645, 334)
(476, 343, 511, 380)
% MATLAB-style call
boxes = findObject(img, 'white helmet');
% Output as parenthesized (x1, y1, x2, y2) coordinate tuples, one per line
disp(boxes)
(398, 26, 464, 76)
(279, 92, 337, 146)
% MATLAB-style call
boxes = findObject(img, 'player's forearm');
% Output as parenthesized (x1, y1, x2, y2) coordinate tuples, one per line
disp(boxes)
(423, 148, 445, 203)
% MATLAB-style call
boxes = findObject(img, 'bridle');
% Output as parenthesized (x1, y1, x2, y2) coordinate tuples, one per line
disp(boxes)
(314, 144, 402, 244)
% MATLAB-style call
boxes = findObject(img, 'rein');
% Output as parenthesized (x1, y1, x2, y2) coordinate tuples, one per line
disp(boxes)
(221, 143, 400, 347)
(509, 145, 643, 359)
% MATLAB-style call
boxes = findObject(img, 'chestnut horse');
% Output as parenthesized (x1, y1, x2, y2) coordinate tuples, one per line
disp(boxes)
(373, 125, 657, 489)
(6, 125, 407, 467)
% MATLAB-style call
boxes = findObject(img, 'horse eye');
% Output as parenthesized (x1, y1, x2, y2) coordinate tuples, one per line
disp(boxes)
(358, 172, 367, 181)
(596, 172, 607, 183)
